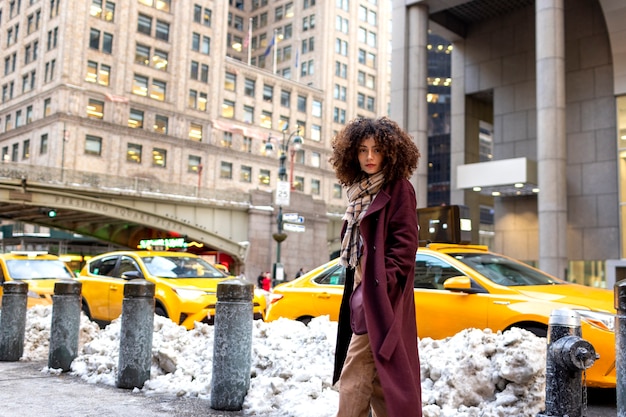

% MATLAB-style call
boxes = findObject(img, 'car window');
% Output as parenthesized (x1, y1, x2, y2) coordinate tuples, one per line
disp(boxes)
(89, 256, 118, 277)
(118, 256, 141, 278)
(451, 253, 563, 286)
(314, 264, 345, 286)
(414, 254, 465, 289)
(5, 259, 74, 280)
(143, 256, 225, 278)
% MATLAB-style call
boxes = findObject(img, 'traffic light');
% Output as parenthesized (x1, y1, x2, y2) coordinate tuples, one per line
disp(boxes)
(47, 209, 57, 218)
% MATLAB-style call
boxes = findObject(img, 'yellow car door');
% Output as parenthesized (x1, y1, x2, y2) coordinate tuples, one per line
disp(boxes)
(413, 253, 489, 340)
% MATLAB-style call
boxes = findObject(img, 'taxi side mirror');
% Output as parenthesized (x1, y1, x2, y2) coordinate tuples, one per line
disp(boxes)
(443, 276, 486, 294)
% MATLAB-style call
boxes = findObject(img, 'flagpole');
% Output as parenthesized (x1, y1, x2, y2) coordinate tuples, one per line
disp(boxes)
(247, 18, 252, 66)
(273, 29, 278, 75)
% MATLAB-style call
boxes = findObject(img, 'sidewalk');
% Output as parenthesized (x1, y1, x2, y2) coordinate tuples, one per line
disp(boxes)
(0, 360, 244, 417)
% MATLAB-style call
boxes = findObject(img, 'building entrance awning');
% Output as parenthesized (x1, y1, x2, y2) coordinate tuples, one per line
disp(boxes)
(456, 157, 539, 197)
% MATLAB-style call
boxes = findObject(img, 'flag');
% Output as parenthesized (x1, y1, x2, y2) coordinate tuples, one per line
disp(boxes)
(243, 18, 251, 48)
(264, 33, 275, 57)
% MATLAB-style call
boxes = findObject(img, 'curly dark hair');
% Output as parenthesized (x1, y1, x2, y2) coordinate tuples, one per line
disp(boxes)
(330, 117, 420, 186)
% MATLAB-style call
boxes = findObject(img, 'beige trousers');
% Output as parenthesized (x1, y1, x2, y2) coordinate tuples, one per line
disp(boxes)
(336, 333, 387, 417)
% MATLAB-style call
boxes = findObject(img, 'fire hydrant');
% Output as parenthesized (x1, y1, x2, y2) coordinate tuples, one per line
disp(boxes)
(538, 308, 597, 417)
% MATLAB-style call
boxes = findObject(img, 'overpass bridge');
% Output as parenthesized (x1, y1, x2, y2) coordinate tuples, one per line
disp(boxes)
(0, 163, 252, 267)
(0, 163, 338, 276)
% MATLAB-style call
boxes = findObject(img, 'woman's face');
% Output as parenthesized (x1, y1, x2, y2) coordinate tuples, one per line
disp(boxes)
(358, 136, 383, 175)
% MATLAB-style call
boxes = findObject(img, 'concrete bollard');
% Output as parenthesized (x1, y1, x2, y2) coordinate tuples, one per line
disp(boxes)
(538, 308, 597, 417)
(210, 278, 254, 411)
(615, 281, 626, 415)
(116, 279, 155, 389)
(0, 281, 28, 361)
(48, 280, 82, 371)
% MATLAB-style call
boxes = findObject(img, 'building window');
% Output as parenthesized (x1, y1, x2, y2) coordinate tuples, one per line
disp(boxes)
(294, 176, 304, 192)
(90, 0, 116, 21)
(193, 5, 212, 27)
(85, 135, 103, 156)
(220, 161, 233, 179)
(311, 152, 321, 168)
(1, 147, 8, 162)
(189, 123, 202, 141)
(243, 105, 254, 123)
(26, 106, 33, 124)
(129, 109, 144, 128)
(312, 100, 322, 117)
(225, 72, 236, 91)
(260, 111, 272, 129)
(190, 61, 209, 82)
(240, 165, 252, 183)
(280, 90, 290, 107)
(263, 84, 273, 102)
(333, 107, 346, 124)
(11, 144, 19, 162)
(47, 27, 58, 50)
(311, 125, 321, 141)
(154, 114, 168, 134)
(297, 95, 306, 112)
(87, 99, 104, 119)
(259, 169, 270, 186)
(15, 110, 23, 127)
(242, 136, 252, 153)
(244, 78, 255, 96)
(139, 0, 171, 12)
(132, 74, 166, 101)
(22, 140, 30, 160)
(43, 98, 52, 117)
(188, 155, 202, 173)
(127, 143, 142, 163)
(89, 28, 113, 53)
(311, 179, 320, 195)
(40, 134, 48, 154)
(333, 184, 342, 199)
(222, 132, 233, 148)
(152, 148, 167, 168)
(222, 100, 235, 118)
(85, 61, 110, 85)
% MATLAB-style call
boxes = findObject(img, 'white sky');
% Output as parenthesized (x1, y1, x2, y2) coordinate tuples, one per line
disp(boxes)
(20, 305, 547, 417)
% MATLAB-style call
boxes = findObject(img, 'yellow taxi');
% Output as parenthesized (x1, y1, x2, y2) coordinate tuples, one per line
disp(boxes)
(77, 251, 265, 330)
(265, 243, 616, 388)
(0, 251, 76, 308)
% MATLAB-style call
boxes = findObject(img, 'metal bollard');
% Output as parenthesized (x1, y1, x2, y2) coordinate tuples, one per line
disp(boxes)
(48, 280, 82, 371)
(116, 279, 155, 389)
(0, 281, 28, 361)
(615, 281, 626, 415)
(210, 279, 254, 411)
(538, 308, 597, 417)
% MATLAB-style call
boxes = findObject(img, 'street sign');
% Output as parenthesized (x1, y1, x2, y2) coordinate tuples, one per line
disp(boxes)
(283, 212, 299, 222)
(275, 181, 290, 206)
(284, 223, 305, 232)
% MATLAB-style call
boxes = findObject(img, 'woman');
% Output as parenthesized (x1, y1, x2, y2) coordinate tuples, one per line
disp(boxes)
(330, 117, 422, 417)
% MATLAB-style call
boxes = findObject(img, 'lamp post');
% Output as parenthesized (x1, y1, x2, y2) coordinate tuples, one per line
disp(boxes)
(265, 127, 303, 287)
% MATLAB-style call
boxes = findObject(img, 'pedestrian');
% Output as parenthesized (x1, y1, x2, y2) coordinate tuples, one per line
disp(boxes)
(295, 268, 304, 279)
(257, 272, 265, 288)
(330, 116, 422, 417)
(262, 272, 272, 291)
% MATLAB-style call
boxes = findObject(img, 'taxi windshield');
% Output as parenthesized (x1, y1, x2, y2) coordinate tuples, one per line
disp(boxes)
(142, 256, 225, 279)
(6, 259, 74, 280)
(452, 253, 564, 286)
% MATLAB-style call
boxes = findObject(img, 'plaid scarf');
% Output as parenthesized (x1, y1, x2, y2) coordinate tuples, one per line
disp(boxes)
(339, 171, 385, 268)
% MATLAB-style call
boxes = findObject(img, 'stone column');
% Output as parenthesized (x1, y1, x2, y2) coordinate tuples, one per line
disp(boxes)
(391, 1, 429, 206)
(536, 0, 567, 278)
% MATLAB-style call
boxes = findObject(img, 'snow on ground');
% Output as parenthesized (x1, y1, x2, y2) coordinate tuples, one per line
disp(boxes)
(15, 305, 546, 417)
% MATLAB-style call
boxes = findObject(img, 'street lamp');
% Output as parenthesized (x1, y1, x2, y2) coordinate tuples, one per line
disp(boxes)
(265, 127, 303, 286)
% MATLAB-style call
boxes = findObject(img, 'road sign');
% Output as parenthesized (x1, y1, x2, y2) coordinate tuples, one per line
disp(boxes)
(283, 212, 299, 222)
(275, 181, 290, 206)
(283, 223, 305, 232)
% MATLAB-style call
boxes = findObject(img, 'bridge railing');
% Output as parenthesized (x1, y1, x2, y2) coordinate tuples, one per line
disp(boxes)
(0, 162, 251, 206)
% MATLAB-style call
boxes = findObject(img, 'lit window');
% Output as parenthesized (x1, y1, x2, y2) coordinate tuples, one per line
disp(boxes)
(188, 155, 201, 173)
(189, 123, 202, 141)
(240, 165, 252, 183)
(333, 184, 342, 199)
(152, 148, 167, 168)
(127, 143, 142, 163)
(128, 109, 144, 128)
(87, 99, 104, 119)
(259, 169, 270, 186)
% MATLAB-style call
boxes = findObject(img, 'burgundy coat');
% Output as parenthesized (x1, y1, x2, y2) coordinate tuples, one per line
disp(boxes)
(333, 178, 422, 416)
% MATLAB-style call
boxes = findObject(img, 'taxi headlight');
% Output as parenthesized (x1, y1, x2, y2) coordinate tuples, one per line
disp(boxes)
(173, 288, 212, 300)
(575, 310, 615, 332)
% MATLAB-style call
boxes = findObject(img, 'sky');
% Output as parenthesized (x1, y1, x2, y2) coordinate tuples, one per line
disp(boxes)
(19, 305, 547, 417)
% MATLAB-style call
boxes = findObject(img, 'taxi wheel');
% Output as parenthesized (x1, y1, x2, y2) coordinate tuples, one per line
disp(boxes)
(81, 299, 92, 320)
(297, 316, 314, 326)
(155, 306, 168, 318)
(523, 326, 547, 338)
